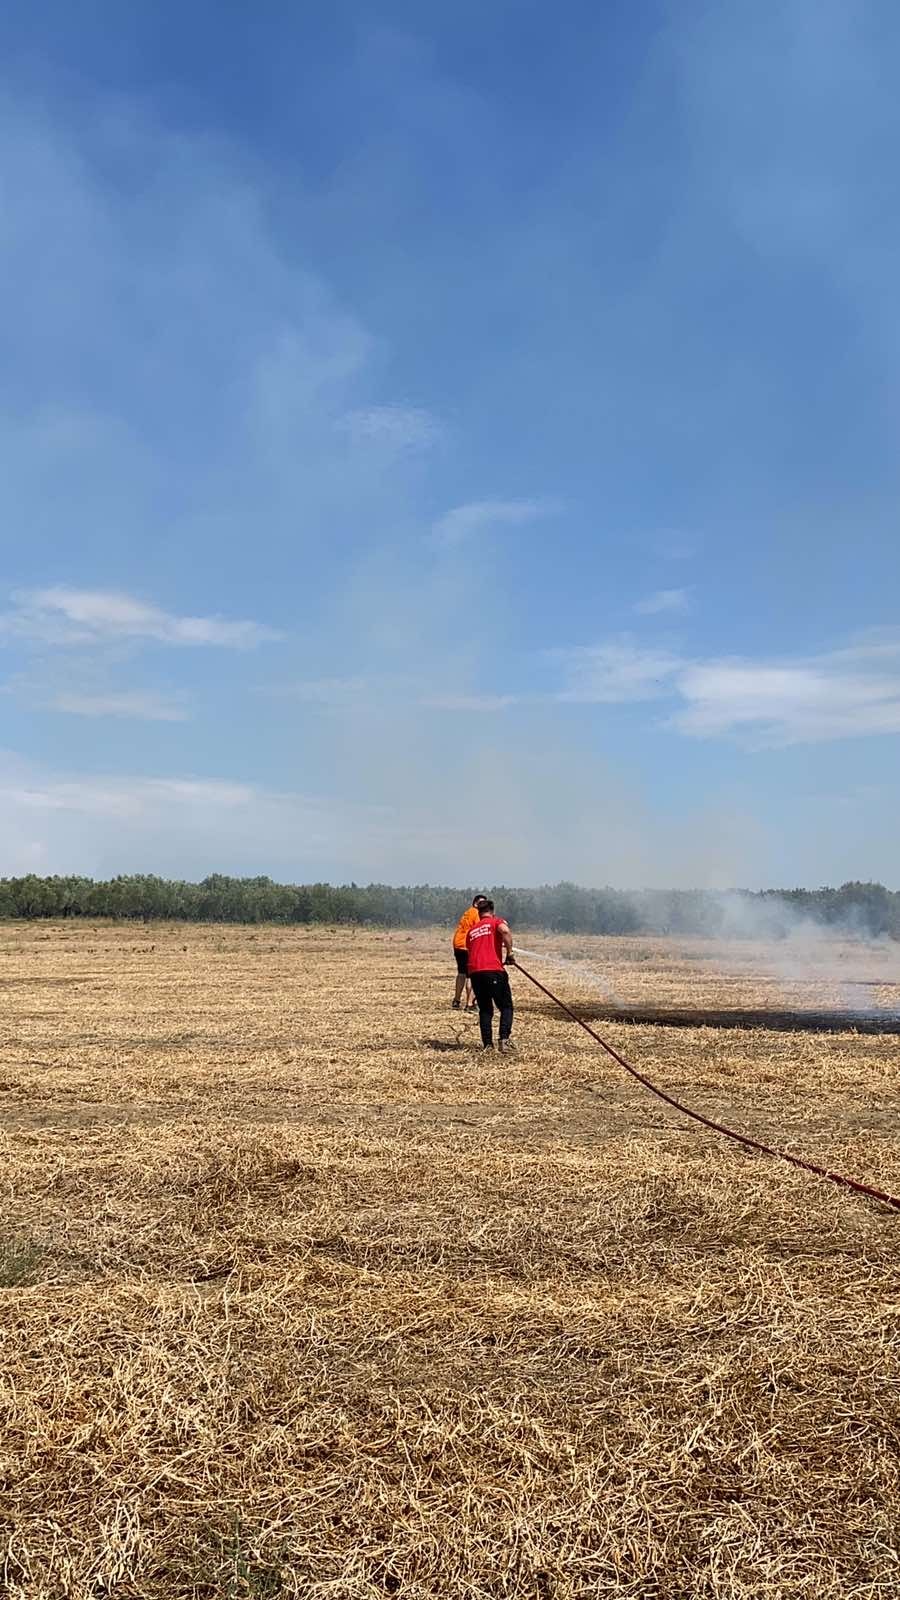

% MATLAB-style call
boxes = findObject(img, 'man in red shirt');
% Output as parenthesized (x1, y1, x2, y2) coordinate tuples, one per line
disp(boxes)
(465, 899, 515, 1051)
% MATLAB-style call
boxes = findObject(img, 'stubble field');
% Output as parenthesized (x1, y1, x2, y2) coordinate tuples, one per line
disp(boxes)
(2, 921, 900, 1598)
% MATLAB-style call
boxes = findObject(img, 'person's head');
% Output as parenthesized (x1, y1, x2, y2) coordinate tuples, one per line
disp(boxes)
(477, 898, 494, 915)
(471, 892, 486, 908)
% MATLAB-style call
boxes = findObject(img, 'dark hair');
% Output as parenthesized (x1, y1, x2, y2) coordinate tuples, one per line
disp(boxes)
(479, 898, 494, 913)
(471, 892, 486, 906)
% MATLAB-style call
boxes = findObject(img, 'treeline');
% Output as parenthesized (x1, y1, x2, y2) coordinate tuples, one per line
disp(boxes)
(0, 873, 898, 937)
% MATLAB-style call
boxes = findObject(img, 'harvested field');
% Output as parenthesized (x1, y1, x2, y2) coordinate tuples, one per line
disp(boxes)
(2, 921, 900, 1598)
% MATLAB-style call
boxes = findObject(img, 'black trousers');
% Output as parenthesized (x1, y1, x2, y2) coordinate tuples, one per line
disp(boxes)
(470, 970, 514, 1046)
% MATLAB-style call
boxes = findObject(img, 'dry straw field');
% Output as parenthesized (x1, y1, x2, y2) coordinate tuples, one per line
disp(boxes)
(2, 921, 900, 1598)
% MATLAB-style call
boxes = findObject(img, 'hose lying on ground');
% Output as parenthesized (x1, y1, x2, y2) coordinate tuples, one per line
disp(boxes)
(513, 958, 900, 1215)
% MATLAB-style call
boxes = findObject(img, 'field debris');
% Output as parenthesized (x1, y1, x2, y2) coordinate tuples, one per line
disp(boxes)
(2, 921, 900, 1597)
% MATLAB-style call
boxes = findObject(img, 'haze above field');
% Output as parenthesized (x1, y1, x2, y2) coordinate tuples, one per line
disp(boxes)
(2, 1, 900, 887)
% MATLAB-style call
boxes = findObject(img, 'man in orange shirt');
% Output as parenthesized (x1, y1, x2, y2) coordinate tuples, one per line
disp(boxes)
(452, 893, 488, 1010)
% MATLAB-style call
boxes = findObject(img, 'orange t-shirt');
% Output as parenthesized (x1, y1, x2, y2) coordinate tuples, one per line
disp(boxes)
(452, 906, 480, 950)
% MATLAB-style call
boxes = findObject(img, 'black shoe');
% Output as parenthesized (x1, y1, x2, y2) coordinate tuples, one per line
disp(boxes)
(452, 1000, 461, 1010)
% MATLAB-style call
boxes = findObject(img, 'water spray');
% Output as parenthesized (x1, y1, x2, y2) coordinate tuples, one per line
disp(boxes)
(514, 944, 621, 1004)
(512, 956, 900, 1215)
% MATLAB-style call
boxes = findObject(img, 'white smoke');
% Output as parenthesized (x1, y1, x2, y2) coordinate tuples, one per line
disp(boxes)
(705, 894, 900, 1017)
(515, 894, 900, 1022)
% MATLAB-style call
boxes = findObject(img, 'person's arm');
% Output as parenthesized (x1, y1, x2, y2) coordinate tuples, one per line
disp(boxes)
(498, 920, 515, 964)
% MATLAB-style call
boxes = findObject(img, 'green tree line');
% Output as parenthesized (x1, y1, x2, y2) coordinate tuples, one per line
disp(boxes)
(0, 874, 897, 937)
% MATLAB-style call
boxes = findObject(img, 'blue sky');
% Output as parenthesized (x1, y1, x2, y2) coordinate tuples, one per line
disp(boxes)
(2, 0, 899, 888)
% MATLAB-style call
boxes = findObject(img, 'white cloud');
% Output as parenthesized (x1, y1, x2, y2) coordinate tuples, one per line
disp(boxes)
(0, 763, 292, 827)
(634, 587, 691, 616)
(431, 498, 557, 548)
(1, 588, 281, 649)
(339, 405, 441, 451)
(673, 654, 900, 745)
(0, 745, 663, 887)
(555, 641, 682, 704)
(0, 756, 471, 879)
(0, 758, 270, 873)
(50, 690, 188, 722)
(554, 632, 900, 746)
(830, 630, 900, 666)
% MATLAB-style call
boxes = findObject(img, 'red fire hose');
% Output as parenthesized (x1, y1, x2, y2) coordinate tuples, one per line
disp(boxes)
(513, 958, 900, 1215)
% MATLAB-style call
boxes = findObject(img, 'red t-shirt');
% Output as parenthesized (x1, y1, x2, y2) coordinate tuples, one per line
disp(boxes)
(466, 914, 507, 974)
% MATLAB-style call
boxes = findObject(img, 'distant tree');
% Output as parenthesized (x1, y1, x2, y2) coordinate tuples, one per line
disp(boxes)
(0, 874, 897, 935)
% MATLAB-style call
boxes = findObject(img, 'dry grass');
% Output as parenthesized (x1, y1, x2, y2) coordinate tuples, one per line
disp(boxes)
(1, 921, 900, 1598)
